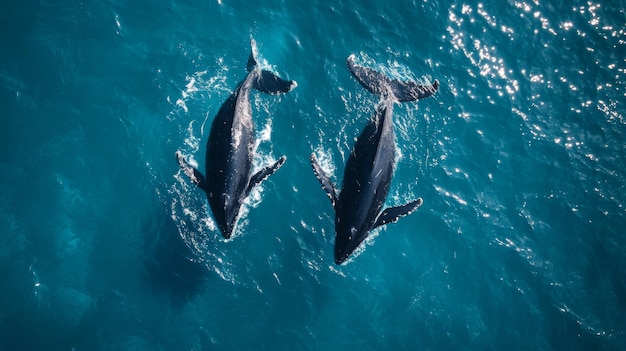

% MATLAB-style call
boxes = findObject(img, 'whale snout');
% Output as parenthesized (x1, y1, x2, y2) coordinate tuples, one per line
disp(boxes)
(217, 213, 238, 239)
(211, 193, 242, 239)
(334, 251, 349, 265)
(334, 226, 362, 264)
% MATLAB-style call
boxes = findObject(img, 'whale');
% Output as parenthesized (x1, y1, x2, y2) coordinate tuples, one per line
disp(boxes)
(176, 39, 297, 239)
(310, 55, 438, 264)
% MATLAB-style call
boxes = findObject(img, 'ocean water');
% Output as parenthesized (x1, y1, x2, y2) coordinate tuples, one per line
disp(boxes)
(1, 0, 625, 350)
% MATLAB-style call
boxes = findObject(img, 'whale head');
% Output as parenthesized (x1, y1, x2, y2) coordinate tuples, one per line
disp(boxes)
(334, 224, 368, 265)
(213, 193, 243, 239)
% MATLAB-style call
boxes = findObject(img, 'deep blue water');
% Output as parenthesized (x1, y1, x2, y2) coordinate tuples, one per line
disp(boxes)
(1, 0, 625, 350)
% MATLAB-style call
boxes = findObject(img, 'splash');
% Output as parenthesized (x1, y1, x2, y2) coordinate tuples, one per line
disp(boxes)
(312, 145, 337, 180)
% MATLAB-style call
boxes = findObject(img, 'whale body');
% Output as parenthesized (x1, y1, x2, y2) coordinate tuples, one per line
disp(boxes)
(177, 39, 297, 238)
(311, 55, 438, 264)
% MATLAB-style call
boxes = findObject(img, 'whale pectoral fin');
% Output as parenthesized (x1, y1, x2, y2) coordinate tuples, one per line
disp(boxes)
(176, 151, 207, 192)
(310, 153, 338, 208)
(246, 156, 287, 195)
(374, 198, 423, 229)
(252, 70, 297, 95)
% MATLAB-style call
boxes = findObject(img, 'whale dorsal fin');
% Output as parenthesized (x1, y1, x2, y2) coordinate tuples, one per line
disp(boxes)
(373, 198, 423, 229)
(347, 55, 439, 102)
(245, 156, 286, 196)
(310, 153, 338, 208)
(176, 151, 208, 192)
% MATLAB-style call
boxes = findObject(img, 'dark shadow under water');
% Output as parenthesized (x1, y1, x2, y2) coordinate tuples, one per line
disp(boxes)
(142, 211, 207, 304)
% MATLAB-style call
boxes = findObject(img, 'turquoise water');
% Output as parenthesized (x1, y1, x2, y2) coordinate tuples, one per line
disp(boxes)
(1, 0, 625, 350)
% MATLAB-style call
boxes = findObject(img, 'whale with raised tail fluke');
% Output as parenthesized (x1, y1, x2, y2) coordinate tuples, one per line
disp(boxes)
(311, 55, 438, 264)
(177, 39, 296, 239)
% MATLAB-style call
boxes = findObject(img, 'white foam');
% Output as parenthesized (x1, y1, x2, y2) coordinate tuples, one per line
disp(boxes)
(312, 145, 337, 179)
(339, 227, 385, 266)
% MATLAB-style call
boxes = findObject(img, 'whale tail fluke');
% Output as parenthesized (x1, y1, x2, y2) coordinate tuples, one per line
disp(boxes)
(346, 54, 438, 102)
(253, 70, 298, 95)
(246, 38, 260, 72)
(246, 38, 298, 95)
